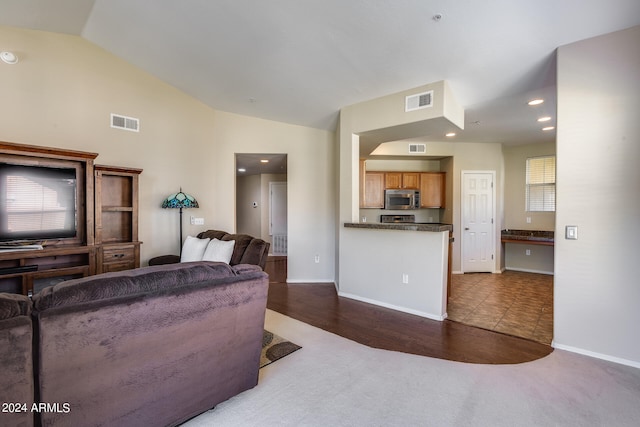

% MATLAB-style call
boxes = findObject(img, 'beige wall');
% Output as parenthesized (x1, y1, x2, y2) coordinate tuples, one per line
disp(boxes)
(555, 25, 640, 366)
(236, 174, 262, 238)
(503, 141, 556, 231)
(209, 111, 335, 282)
(0, 26, 218, 262)
(0, 26, 336, 283)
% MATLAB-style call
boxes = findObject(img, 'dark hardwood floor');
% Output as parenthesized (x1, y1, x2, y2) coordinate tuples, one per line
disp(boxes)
(265, 258, 553, 364)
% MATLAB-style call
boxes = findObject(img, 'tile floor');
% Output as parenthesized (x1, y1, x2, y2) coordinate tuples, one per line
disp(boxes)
(447, 271, 554, 345)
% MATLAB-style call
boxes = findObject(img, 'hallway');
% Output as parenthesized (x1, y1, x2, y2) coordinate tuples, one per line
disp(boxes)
(447, 271, 554, 345)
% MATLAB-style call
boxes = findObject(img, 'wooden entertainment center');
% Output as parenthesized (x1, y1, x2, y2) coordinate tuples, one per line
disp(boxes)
(0, 141, 142, 296)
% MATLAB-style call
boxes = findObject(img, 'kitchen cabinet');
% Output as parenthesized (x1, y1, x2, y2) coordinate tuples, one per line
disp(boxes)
(385, 172, 419, 189)
(419, 172, 445, 208)
(94, 165, 142, 273)
(362, 172, 385, 208)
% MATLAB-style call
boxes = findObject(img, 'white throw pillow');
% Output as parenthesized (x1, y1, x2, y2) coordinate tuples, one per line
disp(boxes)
(202, 238, 235, 264)
(180, 236, 210, 262)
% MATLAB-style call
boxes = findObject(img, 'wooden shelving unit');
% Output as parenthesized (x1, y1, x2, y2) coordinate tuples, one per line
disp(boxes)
(94, 165, 143, 274)
(0, 142, 143, 295)
(0, 141, 98, 296)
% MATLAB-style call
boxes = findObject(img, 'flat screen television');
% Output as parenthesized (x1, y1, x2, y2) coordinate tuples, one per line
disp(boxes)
(0, 163, 78, 242)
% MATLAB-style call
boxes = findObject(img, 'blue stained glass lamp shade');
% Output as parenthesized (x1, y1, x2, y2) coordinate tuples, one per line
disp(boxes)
(162, 189, 198, 255)
(162, 189, 199, 209)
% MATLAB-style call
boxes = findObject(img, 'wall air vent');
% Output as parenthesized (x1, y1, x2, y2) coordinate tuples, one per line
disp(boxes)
(110, 114, 140, 132)
(408, 143, 426, 154)
(405, 90, 433, 112)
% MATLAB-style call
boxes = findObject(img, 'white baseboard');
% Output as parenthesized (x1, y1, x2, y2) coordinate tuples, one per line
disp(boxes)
(338, 291, 446, 321)
(504, 267, 554, 275)
(552, 342, 640, 369)
(285, 280, 335, 284)
(453, 270, 503, 274)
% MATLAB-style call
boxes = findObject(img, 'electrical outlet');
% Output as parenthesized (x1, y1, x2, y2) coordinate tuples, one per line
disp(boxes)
(526, 217, 532, 224)
(402, 273, 409, 284)
(314, 255, 320, 263)
(525, 249, 531, 256)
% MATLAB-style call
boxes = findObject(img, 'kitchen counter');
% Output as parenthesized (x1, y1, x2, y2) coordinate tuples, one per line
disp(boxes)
(340, 224, 451, 321)
(501, 229, 554, 246)
(344, 222, 453, 232)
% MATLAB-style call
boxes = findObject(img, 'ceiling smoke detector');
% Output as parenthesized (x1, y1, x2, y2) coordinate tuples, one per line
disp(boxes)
(433, 13, 443, 22)
(1, 51, 18, 64)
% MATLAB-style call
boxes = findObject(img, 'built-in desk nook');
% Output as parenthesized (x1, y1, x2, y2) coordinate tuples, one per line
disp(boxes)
(501, 229, 554, 274)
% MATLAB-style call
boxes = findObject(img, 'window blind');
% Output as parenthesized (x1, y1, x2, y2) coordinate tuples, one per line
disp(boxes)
(526, 156, 556, 212)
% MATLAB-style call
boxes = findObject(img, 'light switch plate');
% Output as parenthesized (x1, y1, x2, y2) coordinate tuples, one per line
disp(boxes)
(565, 225, 578, 240)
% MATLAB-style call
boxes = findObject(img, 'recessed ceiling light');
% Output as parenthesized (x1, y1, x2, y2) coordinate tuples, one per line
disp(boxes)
(538, 116, 552, 122)
(542, 126, 555, 131)
(0, 51, 18, 64)
(528, 99, 544, 106)
(260, 159, 269, 163)
(445, 132, 456, 137)
(237, 168, 246, 172)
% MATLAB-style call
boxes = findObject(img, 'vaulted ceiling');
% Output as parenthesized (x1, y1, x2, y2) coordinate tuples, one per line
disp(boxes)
(2, 0, 640, 148)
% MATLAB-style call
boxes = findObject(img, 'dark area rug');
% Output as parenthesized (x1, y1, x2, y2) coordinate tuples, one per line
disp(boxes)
(260, 330, 301, 368)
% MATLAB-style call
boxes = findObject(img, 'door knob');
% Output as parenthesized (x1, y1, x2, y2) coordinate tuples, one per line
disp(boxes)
(465, 227, 470, 230)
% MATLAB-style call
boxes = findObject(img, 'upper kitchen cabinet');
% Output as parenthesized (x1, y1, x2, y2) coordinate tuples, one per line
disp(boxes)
(420, 172, 445, 208)
(362, 172, 385, 208)
(385, 172, 420, 189)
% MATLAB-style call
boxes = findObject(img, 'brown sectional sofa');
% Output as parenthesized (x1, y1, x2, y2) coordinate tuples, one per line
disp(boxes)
(1, 261, 269, 427)
(0, 293, 34, 427)
(148, 230, 270, 270)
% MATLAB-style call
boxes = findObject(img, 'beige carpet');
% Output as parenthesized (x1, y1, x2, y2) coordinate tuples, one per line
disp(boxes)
(184, 310, 640, 426)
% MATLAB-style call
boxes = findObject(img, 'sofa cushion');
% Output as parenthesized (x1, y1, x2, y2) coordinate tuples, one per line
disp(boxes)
(181, 235, 211, 262)
(222, 234, 254, 265)
(202, 238, 235, 263)
(194, 229, 270, 269)
(240, 238, 269, 266)
(197, 230, 229, 241)
(0, 292, 31, 320)
(33, 261, 238, 312)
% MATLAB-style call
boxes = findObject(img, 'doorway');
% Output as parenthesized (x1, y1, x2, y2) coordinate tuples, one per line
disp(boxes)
(450, 169, 554, 346)
(235, 153, 288, 282)
(461, 171, 496, 273)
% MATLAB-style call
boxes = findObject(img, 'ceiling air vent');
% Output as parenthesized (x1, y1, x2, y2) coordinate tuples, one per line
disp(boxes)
(409, 143, 426, 154)
(405, 90, 433, 112)
(111, 114, 140, 132)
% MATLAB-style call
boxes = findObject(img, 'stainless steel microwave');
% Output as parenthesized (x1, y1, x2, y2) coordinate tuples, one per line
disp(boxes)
(384, 189, 420, 210)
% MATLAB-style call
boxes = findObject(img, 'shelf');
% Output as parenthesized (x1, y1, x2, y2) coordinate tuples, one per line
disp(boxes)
(101, 206, 134, 212)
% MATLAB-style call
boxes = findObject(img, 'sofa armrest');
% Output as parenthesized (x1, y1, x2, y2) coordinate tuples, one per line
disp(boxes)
(148, 254, 181, 266)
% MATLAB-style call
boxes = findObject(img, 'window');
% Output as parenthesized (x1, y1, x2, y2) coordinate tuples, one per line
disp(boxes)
(526, 156, 555, 212)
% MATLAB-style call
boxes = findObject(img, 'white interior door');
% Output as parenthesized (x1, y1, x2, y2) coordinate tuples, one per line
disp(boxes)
(461, 171, 495, 273)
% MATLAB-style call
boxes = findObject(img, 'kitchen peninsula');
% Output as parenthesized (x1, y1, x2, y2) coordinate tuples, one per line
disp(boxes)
(340, 221, 452, 321)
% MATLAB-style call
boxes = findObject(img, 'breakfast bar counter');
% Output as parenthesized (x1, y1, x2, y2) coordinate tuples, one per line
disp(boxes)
(344, 222, 453, 232)
(339, 221, 451, 321)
